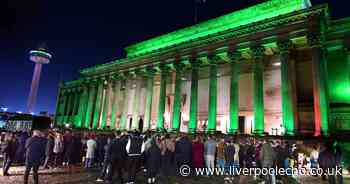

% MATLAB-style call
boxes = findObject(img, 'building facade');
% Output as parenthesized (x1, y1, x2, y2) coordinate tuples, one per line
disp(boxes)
(55, 0, 350, 136)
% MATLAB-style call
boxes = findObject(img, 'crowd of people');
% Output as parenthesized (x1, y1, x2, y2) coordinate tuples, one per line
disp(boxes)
(0, 129, 348, 184)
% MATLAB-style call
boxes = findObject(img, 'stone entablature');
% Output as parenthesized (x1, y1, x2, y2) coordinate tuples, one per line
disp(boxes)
(56, 0, 350, 136)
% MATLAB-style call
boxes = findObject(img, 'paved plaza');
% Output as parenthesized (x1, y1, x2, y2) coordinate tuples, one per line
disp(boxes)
(0, 166, 349, 184)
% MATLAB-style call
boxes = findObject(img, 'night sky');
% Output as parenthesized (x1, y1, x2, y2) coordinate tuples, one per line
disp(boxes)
(0, 0, 347, 114)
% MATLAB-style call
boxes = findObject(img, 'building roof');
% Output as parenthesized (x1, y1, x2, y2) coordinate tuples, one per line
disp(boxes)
(81, 0, 313, 75)
(125, 0, 311, 58)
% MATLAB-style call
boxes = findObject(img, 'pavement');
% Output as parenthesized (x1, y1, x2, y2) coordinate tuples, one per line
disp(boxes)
(0, 166, 349, 184)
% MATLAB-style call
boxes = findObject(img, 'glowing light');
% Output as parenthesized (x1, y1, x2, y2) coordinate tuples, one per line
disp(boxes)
(16, 111, 22, 114)
(164, 112, 171, 125)
(182, 113, 189, 122)
(1, 107, 8, 112)
(273, 62, 281, 66)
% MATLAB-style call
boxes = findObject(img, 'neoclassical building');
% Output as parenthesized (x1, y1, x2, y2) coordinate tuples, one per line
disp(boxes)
(55, 0, 350, 136)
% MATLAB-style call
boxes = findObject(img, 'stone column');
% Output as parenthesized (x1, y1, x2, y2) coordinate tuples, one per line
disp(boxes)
(252, 46, 265, 135)
(101, 79, 112, 129)
(228, 51, 241, 134)
(144, 68, 155, 132)
(207, 56, 218, 133)
(157, 66, 168, 131)
(120, 78, 130, 130)
(77, 84, 89, 128)
(308, 33, 329, 136)
(92, 78, 105, 129)
(278, 40, 298, 135)
(71, 88, 80, 125)
(132, 76, 142, 130)
(85, 81, 97, 128)
(55, 89, 65, 125)
(64, 90, 72, 123)
(172, 63, 184, 132)
(189, 59, 200, 133)
(72, 89, 80, 116)
(110, 77, 121, 130)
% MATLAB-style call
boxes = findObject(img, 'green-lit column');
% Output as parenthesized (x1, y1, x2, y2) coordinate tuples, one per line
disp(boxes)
(278, 40, 298, 135)
(172, 63, 184, 132)
(207, 56, 218, 133)
(132, 77, 142, 130)
(92, 78, 104, 129)
(189, 59, 200, 133)
(76, 85, 89, 128)
(252, 46, 265, 135)
(228, 51, 241, 134)
(60, 90, 68, 125)
(85, 82, 97, 128)
(308, 33, 329, 136)
(71, 89, 80, 125)
(157, 66, 168, 131)
(144, 69, 155, 132)
(101, 80, 111, 129)
(110, 77, 121, 130)
(64, 90, 72, 123)
(120, 78, 129, 130)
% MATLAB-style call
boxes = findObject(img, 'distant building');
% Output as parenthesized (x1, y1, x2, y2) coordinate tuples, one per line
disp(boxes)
(55, 0, 350, 136)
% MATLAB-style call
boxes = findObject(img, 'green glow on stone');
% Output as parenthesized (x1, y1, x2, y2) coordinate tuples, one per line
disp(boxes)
(110, 82, 120, 130)
(229, 62, 239, 134)
(85, 86, 96, 128)
(120, 86, 129, 130)
(144, 76, 154, 131)
(126, 0, 309, 57)
(280, 52, 295, 135)
(77, 88, 89, 128)
(101, 86, 110, 129)
(207, 64, 217, 133)
(253, 61, 264, 134)
(172, 71, 182, 131)
(72, 92, 80, 127)
(132, 80, 142, 130)
(189, 68, 199, 133)
(92, 83, 104, 129)
(327, 50, 350, 103)
(157, 72, 167, 130)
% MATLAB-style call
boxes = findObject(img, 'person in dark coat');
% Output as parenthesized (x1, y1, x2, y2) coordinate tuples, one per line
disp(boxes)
(24, 130, 46, 184)
(43, 132, 54, 169)
(2, 132, 17, 176)
(15, 131, 29, 163)
(96, 136, 112, 182)
(191, 136, 204, 168)
(318, 143, 336, 184)
(65, 132, 83, 173)
(160, 134, 176, 178)
(175, 134, 192, 171)
(96, 134, 108, 167)
(63, 130, 72, 166)
(335, 144, 343, 184)
(104, 131, 127, 184)
(146, 137, 162, 184)
(125, 131, 145, 184)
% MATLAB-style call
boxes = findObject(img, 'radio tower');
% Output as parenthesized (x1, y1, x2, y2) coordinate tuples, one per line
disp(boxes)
(26, 46, 52, 114)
